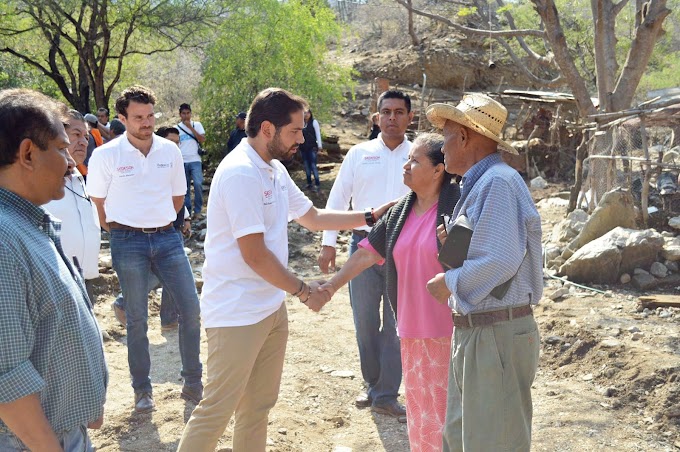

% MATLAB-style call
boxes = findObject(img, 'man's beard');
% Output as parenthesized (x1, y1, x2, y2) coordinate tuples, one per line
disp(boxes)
(129, 126, 153, 141)
(267, 130, 297, 161)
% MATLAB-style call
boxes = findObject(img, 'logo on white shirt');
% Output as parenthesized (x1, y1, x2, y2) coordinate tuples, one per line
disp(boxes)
(116, 165, 135, 177)
(156, 162, 173, 169)
(362, 155, 381, 165)
(263, 189, 274, 205)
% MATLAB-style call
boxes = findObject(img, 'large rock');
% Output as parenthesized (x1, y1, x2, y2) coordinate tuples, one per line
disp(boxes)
(561, 188, 636, 260)
(631, 272, 657, 290)
(661, 236, 680, 261)
(551, 209, 589, 243)
(559, 227, 663, 284)
(619, 229, 665, 274)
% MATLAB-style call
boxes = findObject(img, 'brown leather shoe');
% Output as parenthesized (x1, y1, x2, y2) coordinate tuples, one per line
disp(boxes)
(112, 302, 126, 326)
(134, 392, 155, 413)
(372, 400, 406, 418)
(355, 392, 372, 408)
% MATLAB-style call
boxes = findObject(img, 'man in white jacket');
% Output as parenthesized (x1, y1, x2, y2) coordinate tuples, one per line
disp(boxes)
(44, 109, 101, 304)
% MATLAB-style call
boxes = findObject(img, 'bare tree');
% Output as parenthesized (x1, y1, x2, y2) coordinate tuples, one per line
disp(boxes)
(0, 0, 225, 111)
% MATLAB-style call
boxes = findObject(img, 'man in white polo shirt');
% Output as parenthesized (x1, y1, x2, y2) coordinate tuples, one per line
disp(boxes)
(318, 90, 413, 418)
(87, 85, 202, 414)
(178, 88, 391, 452)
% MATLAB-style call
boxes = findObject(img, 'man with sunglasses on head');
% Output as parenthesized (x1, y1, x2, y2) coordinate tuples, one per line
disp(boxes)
(44, 109, 102, 305)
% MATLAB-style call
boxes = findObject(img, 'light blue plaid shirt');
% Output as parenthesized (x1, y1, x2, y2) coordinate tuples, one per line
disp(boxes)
(445, 153, 543, 315)
(0, 188, 107, 436)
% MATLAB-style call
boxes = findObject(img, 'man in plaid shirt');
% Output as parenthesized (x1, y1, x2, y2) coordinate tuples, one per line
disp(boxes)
(0, 89, 108, 451)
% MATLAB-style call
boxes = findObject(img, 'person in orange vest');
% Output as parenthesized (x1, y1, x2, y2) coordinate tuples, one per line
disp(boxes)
(84, 114, 103, 147)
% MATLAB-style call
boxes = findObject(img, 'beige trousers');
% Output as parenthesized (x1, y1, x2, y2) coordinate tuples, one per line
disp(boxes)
(442, 314, 540, 452)
(177, 303, 289, 452)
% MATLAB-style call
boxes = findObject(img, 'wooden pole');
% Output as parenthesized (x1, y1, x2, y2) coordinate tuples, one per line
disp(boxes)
(640, 116, 651, 227)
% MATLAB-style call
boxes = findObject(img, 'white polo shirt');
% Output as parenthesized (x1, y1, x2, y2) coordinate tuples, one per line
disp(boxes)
(201, 141, 313, 327)
(44, 170, 101, 280)
(86, 133, 187, 228)
(322, 133, 411, 247)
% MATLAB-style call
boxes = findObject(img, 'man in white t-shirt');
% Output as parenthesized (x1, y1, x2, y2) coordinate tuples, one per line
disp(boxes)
(177, 88, 392, 452)
(87, 85, 202, 415)
(44, 110, 101, 304)
(177, 103, 206, 218)
(318, 90, 413, 419)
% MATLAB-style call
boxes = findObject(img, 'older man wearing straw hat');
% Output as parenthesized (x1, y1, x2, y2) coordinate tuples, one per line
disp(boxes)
(424, 93, 543, 452)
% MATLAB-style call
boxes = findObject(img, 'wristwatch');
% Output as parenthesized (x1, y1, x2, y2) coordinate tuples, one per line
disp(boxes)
(364, 209, 376, 227)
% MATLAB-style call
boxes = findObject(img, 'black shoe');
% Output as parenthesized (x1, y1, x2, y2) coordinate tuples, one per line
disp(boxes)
(134, 392, 155, 413)
(355, 392, 372, 408)
(181, 384, 203, 404)
(372, 400, 406, 418)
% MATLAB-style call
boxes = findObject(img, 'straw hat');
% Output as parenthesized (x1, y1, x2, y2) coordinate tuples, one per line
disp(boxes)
(426, 93, 518, 155)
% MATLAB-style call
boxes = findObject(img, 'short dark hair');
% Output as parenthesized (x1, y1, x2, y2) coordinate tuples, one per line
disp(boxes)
(179, 103, 191, 113)
(65, 109, 86, 129)
(115, 85, 157, 118)
(246, 88, 307, 138)
(97, 107, 109, 116)
(378, 90, 411, 113)
(157, 126, 180, 138)
(0, 89, 68, 168)
(110, 119, 126, 136)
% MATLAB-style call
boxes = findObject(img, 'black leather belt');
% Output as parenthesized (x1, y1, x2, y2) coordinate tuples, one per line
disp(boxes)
(452, 305, 533, 328)
(352, 229, 369, 238)
(109, 222, 174, 233)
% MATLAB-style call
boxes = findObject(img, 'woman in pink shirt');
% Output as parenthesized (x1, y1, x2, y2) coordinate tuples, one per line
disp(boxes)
(321, 133, 459, 452)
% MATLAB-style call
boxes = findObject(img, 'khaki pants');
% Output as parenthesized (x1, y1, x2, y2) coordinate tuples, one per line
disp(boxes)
(442, 314, 540, 452)
(178, 303, 289, 452)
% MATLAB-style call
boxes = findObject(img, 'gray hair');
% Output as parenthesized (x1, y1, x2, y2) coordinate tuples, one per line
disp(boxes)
(413, 132, 445, 167)
(65, 109, 85, 129)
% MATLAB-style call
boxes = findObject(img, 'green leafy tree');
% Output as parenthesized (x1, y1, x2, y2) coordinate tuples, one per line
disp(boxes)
(200, 0, 354, 153)
(0, 0, 224, 112)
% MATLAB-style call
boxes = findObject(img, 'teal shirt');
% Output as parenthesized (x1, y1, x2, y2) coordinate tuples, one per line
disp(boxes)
(0, 188, 108, 436)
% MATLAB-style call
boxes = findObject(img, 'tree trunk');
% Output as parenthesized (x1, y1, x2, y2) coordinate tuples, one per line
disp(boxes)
(406, 0, 420, 46)
(532, 0, 597, 118)
(611, 0, 671, 111)
(569, 132, 589, 212)
(591, 0, 619, 112)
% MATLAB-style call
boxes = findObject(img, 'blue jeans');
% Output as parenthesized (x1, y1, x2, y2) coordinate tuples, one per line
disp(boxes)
(184, 161, 203, 216)
(110, 228, 202, 394)
(300, 149, 319, 187)
(114, 272, 178, 327)
(348, 232, 402, 405)
(0, 425, 91, 451)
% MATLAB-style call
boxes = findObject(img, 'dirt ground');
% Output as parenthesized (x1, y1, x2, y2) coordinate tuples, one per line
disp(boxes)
(88, 120, 679, 451)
